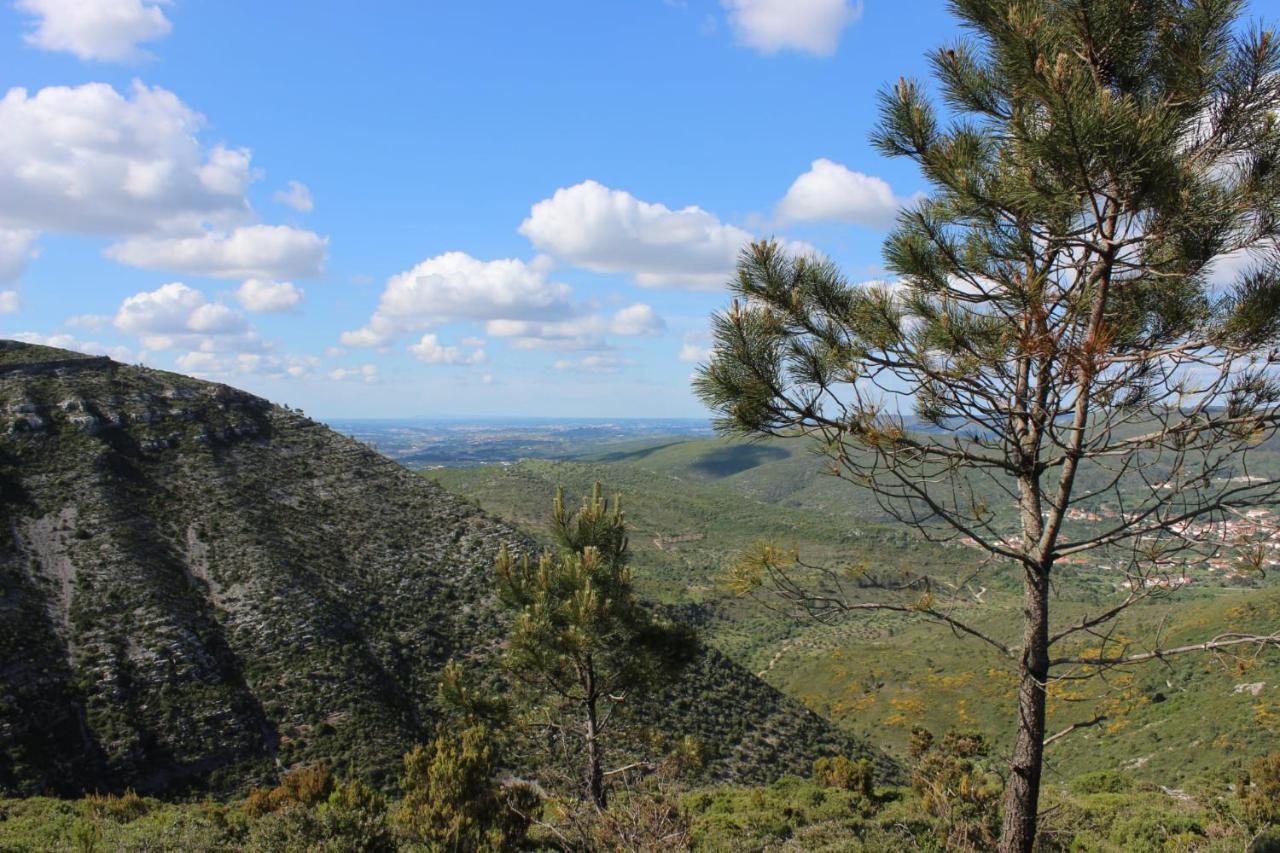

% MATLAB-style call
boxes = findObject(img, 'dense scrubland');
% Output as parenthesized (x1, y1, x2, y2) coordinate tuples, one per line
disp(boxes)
(4, 746, 1279, 851)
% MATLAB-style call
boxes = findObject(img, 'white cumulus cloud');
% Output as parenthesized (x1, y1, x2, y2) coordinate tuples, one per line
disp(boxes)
(609, 303, 666, 337)
(0, 230, 39, 283)
(408, 333, 487, 365)
(176, 350, 317, 380)
(341, 252, 573, 347)
(236, 279, 304, 313)
(0, 291, 19, 315)
(678, 332, 713, 363)
(0, 82, 328, 282)
(485, 317, 607, 352)
(553, 355, 631, 373)
(328, 364, 379, 383)
(777, 159, 914, 227)
(484, 303, 665, 351)
(273, 180, 314, 213)
(520, 180, 757, 290)
(16, 0, 172, 63)
(0, 82, 252, 235)
(114, 282, 235, 335)
(106, 225, 328, 279)
(112, 281, 270, 355)
(722, 0, 861, 57)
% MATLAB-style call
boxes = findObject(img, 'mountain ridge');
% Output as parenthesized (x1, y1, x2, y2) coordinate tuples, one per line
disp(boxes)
(0, 340, 882, 797)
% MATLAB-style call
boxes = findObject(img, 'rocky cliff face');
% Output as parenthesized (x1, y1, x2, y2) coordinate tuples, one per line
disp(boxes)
(0, 341, 877, 797)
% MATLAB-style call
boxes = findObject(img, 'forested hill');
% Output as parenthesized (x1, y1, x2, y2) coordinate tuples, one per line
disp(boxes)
(0, 340, 880, 797)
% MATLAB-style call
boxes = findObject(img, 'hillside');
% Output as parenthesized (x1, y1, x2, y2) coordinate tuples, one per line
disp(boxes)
(581, 432, 1280, 535)
(0, 341, 880, 798)
(431, 437, 1280, 785)
(585, 438, 899, 526)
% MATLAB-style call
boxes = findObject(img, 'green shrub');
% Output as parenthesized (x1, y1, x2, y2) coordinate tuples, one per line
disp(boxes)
(1108, 811, 1204, 852)
(1069, 770, 1132, 796)
(243, 763, 334, 817)
(1251, 827, 1280, 853)
(540, 785, 691, 852)
(814, 755, 875, 798)
(70, 817, 103, 853)
(683, 775, 881, 850)
(394, 724, 535, 852)
(322, 778, 395, 852)
(1245, 753, 1280, 828)
(84, 789, 148, 823)
(244, 778, 394, 853)
(909, 728, 1002, 851)
(279, 764, 334, 806)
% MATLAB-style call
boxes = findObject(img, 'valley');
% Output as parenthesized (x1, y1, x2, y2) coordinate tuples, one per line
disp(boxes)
(423, 432, 1280, 786)
(326, 417, 713, 469)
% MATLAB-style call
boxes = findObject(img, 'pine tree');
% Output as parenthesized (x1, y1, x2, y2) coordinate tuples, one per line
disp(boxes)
(494, 483, 673, 810)
(395, 724, 534, 852)
(696, 2, 1280, 849)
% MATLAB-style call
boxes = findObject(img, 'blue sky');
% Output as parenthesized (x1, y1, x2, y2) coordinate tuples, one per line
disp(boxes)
(0, 0, 955, 418)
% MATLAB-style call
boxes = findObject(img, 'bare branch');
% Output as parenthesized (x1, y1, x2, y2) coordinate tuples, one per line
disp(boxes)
(1043, 715, 1107, 748)
(1051, 633, 1280, 668)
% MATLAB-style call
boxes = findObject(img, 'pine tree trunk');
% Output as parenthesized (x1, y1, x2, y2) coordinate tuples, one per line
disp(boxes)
(584, 663, 606, 810)
(998, 566, 1050, 853)
(585, 704, 605, 809)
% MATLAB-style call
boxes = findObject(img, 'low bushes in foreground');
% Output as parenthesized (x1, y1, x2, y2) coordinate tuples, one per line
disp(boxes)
(2, 742, 1279, 851)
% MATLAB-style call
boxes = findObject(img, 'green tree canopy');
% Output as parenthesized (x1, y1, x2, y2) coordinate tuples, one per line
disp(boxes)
(495, 483, 684, 809)
(697, 2, 1280, 850)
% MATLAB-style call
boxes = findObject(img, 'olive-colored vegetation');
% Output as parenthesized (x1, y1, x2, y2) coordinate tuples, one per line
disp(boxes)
(430, 445, 1280, 787)
(5, 746, 1279, 851)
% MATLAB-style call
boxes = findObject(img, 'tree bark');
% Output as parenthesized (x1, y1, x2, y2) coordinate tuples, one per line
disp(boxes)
(583, 662, 606, 809)
(998, 565, 1050, 853)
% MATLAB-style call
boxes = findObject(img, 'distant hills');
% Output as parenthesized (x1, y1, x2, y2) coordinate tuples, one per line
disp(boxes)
(432, 435, 1280, 785)
(0, 341, 879, 797)
(327, 417, 714, 468)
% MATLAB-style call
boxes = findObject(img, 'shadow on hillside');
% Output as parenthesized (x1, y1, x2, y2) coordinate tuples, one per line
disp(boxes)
(591, 441, 689, 463)
(690, 444, 789, 477)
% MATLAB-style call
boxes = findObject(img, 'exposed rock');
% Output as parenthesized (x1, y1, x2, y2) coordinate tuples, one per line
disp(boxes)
(0, 340, 880, 798)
